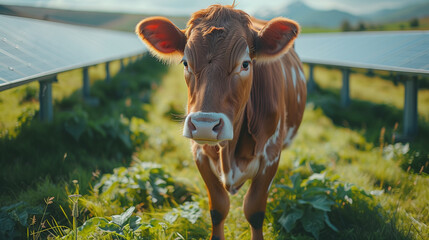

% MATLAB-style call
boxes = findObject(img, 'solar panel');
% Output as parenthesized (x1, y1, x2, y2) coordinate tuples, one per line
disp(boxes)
(295, 31, 429, 75)
(0, 14, 146, 91)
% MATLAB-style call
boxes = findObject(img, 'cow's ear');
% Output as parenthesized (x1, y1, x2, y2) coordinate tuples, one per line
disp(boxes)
(254, 17, 299, 62)
(136, 17, 186, 63)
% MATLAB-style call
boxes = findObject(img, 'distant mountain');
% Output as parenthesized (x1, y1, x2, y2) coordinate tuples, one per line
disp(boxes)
(255, 1, 429, 28)
(255, 2, 363, 28)
(0, 4, 189, 31)
(363, 2, 429, 23)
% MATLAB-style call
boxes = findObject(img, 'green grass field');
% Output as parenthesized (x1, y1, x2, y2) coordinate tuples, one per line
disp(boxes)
(1, 6, 428, 239)
(0, 54, 427, 239)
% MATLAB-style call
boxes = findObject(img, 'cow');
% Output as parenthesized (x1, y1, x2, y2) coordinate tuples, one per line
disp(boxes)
(136, 4, 306, 240)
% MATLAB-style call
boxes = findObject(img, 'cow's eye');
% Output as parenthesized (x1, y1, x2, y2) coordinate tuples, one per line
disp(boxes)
(183, 60, 188, 68)
(241, 61, 250, 71)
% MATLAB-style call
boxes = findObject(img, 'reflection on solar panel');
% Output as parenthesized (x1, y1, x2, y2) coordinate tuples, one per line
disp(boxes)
(295, 31, 429, 75)
(0, 14, 146, 91)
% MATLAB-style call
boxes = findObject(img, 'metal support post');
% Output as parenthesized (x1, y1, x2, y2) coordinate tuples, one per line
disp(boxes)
(341, 68, 350, 107)
(39, 76, 56, 122)
(403, 76, 418, 138)
(105, 61, 111, 82)
(307, 64, 316, 93)
(82, 67, 90, 99)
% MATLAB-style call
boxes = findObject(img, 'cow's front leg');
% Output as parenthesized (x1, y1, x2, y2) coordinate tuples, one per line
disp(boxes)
(243, 159, 279, 240)
(195, 156, 230, 240)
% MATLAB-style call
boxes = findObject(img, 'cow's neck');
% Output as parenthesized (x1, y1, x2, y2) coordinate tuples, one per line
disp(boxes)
(217, 103, 256, 175)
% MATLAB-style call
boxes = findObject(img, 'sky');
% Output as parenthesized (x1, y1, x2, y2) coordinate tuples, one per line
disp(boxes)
(0, 0, 427, 15)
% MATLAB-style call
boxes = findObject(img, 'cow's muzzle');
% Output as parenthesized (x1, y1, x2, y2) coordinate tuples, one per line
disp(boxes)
(183, 112, 233, 145)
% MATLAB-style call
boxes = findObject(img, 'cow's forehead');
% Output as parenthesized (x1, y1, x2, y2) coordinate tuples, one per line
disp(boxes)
(185, 28, 250, 69)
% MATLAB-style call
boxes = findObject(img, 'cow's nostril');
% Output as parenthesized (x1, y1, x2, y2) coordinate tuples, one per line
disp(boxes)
(188, 117, 197, 131)
(212, 118, 223, 133)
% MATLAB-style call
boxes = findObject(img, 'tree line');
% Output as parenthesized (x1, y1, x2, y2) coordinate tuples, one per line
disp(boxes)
(341, 18, 420, 32)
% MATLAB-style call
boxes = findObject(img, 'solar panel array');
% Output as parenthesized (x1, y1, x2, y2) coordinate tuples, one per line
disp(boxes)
(0, 14, 146, 91)
(295, 31, 429, 75)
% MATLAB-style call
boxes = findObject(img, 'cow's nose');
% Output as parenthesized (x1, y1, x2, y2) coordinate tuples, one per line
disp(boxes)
(189, 117, 223, 140)
(183, 112, 233, 144)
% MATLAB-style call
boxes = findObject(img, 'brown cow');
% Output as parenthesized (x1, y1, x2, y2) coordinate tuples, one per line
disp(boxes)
(136, 4, 306, 240)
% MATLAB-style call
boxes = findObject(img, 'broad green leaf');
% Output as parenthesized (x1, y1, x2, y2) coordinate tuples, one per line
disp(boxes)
(98, 222, 122, 234)
(301, 209, 325, 240)
(290, 173, 302, 192)
(77, 217, 109, 236)
(309, 162, 326, 173)
(278, 208, 304, 232)
(129, 216, 142, 231)
(64, 117, 87, 141)
(111, 206, 135, 227)
(324, 212, 338, 232)
(0, 212, 15, 233)
(0, 202, 26, 212)
(299, 195, 334, 212)
(336, 184, 348, 200)
(301, 187, 332, 198)
(10, 209, 28, 227)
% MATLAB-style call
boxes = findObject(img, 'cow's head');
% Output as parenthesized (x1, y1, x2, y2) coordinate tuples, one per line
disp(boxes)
(136, 5, 299, 146)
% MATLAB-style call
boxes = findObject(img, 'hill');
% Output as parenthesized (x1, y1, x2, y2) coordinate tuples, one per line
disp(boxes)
(256, 1, 429, 29)
(255, 2, 362, 28)
(0, 4, 188, 32)
(364, 2, 429, 24)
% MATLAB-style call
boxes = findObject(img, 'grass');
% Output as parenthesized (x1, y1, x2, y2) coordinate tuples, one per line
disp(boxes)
(0, 56, 428, 239)
(0, 55, 164, 238)
(303, 65, 429, 172)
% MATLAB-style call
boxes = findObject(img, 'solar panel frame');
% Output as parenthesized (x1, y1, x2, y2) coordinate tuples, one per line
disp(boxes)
(295, 31, 429, 76)
(0, 14, 146, 92)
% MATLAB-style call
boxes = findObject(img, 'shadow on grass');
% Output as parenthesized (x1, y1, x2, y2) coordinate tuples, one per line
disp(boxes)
(308, 87, 429, 174)
(0, 55, 167, 238)
(325, 197, 411, 240)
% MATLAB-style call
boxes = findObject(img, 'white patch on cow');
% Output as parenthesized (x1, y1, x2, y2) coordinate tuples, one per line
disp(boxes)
(220, 169, 231, 187)
(221, 159, 259, 194)
(264, 121, 281, 156)
(291, 67, 297, 89)
(227, 170, 233, 186)
(299, 68, 306, 83)
(208, 157, 219, 179)
(196, 147, 203, 163)
(297, 93, 301, 104)
(261, 121, 282, 174)
(283, 126, 296, 146)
